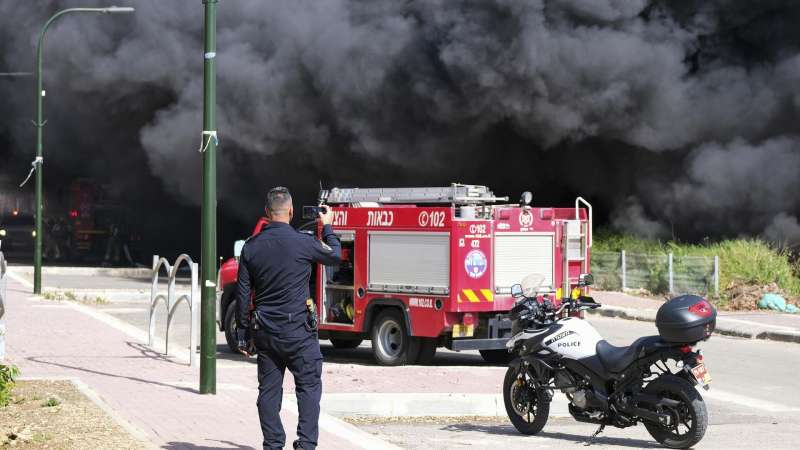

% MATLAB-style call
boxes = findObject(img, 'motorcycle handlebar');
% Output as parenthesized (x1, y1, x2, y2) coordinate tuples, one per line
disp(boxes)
(518, 296, 601, 322)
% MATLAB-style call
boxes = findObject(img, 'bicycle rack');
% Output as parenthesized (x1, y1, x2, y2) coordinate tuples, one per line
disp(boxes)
(149, 254, 199, 367)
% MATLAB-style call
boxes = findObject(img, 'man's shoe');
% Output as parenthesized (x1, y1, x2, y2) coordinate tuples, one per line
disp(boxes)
(292, 440, 312, 450)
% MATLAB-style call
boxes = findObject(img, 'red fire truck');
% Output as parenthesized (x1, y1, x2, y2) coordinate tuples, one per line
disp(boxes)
(217, 184, 592, 365)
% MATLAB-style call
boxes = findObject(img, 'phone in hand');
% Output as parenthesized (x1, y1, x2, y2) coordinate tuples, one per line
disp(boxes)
(302, 205, 323, 220)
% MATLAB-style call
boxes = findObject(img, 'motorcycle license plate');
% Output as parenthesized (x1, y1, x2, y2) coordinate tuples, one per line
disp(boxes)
(690, 363, 712, 386)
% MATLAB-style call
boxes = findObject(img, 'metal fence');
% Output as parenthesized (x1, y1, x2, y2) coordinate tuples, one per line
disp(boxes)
(592, 251, 719, 296)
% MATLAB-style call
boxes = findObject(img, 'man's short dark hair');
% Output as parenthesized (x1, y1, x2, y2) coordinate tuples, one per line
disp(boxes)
(265, 186, 292, 213)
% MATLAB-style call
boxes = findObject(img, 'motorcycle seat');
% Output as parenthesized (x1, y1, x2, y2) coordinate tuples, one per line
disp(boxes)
(595, 335, 663, 373)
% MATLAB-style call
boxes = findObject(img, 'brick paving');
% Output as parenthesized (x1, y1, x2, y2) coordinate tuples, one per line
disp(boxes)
(1, 277, 380, 450)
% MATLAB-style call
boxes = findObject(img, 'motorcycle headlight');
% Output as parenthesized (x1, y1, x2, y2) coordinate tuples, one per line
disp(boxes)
(31, 230, 37, 238)
(0, 229, 6, 236)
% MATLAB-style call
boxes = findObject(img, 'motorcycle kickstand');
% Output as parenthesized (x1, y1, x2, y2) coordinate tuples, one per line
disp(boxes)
(583, 424, 605, 446)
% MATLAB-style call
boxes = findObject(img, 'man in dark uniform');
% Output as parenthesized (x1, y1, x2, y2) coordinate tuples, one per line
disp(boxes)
(236, 186, 341, 450)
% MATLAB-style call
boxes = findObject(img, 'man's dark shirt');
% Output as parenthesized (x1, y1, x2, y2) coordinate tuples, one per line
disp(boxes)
(236, 222, 341, 336)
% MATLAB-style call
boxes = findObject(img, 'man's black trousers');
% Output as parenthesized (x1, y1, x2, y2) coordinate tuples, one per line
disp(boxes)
(254, 327, 323, 450)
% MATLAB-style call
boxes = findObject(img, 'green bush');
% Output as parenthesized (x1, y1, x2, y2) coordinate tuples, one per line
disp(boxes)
(594, 231, 800, 297)
(0, 363, 20, 407)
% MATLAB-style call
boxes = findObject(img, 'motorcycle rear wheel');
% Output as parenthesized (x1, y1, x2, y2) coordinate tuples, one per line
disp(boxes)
(503, 366, 550, 435)
(642, 375, 707, 449)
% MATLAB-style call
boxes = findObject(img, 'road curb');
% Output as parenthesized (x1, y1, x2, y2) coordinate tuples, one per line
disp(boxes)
(19, 376, 155, 449)
(9, 265, 152, 278)
(42, 288, 152, 303)
(587, 305, 800, 344)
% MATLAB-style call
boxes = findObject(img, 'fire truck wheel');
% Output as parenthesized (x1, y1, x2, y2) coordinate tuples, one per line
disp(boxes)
(416, 338, 438, 365)
(371, 309, 420, 366)
(330, 338, 363, 349)
(224, 302, 239, 353)
(480, 349, 513, 365)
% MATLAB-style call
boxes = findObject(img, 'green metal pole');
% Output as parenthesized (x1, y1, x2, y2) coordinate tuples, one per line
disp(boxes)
(31, 7, 135, 295)
(34, 21, 46, 295)
(200, 0, 218, 395)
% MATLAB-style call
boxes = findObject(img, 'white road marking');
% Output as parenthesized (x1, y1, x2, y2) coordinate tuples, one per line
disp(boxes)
(283, 399, 403, 450)
(702, 388, 800, 412)
(6, 270, 33, 288)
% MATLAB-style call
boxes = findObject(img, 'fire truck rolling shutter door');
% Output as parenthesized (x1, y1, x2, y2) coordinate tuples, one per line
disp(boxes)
(494, 233, 554, 292)
(368, 232, 450, 295)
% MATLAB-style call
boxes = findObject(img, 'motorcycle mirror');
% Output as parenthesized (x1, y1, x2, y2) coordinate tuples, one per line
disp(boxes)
(511, 284, 524, 298)
(519, 191, 533, 206)
(578, 273, 594, 287)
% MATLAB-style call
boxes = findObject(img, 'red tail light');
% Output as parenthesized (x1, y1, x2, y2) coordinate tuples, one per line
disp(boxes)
(680, 345, 692, 353)
(69, 210, 79, 218)
(688, 299, 713, 318)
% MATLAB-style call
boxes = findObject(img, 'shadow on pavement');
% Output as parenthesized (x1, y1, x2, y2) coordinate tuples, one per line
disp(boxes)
(26, 354, 198, 394)
(125, 341, 189, 365)
(162, 440, 256, 450)
(441, 423, 662, 448)
(215, 343, 500, 368)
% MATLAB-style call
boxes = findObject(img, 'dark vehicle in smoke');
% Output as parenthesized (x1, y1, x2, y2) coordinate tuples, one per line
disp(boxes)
(0, 214, 36, 251)
(504, 273, 715, 449)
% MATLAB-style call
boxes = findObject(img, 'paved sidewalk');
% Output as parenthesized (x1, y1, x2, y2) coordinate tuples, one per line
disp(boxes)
(592, 290, 800, 343)
(1, 276, 395, 450)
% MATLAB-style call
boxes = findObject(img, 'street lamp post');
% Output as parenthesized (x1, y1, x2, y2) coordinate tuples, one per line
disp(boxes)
(31, 6, 135, 294)
(199, 0, 218, 395)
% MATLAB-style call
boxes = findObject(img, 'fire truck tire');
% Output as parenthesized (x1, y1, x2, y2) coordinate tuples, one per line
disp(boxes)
(330, 338, 363, 349)
(480, 349, 513, 365)
(223, 302, 239, 353)
(415, 338, 438, 365)
(371, 309, 420, 366)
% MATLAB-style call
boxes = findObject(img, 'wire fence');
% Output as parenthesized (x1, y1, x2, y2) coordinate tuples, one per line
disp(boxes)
(592, 251, 719, 296)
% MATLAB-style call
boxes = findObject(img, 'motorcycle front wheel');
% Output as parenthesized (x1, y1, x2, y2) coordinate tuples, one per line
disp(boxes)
(642, 375, 708, 449)
(503, 365, 550, 435)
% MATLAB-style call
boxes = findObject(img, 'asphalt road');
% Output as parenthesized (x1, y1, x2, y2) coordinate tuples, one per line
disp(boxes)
(356, 318, 800, 450)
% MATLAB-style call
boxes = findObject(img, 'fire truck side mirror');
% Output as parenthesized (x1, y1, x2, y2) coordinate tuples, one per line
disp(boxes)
(233, 240, 246, 259)
(578, 273, 594, 287)
(511, 284, 524, 298)
(520, 191, 533, 206)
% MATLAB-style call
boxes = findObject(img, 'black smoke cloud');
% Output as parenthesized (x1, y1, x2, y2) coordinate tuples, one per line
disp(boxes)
(1, 0, 799, 252)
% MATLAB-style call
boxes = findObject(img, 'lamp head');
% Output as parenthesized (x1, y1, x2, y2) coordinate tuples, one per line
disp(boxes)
(102, 6, 135, 13)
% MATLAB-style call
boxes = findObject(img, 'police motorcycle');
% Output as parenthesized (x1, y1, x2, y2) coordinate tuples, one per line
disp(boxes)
(503, 273, 716, 449)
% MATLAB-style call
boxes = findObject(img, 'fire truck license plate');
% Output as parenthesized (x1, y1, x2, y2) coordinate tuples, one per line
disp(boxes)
(690, 363, 712, 386)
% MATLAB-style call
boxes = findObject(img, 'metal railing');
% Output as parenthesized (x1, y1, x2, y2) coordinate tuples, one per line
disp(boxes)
(149, 254, 199, 366)
(0, 248, 7, 360)
(592, 251, 719, 297)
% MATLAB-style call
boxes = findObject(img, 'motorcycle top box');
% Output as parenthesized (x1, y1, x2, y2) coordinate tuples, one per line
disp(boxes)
(656, 295, 716, 343)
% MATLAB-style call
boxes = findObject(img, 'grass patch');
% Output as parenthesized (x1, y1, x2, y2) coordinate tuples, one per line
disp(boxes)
(1, 380, 146, 448)
(0, 364, 20, 407)
(42, 291, 110, 305)
(41, 397, 60, 408)
(594, 232, 800, 306)
(41, 292, 62, 301)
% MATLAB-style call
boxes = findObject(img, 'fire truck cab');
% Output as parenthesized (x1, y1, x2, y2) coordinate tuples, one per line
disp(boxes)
(217, 184, 592, 366)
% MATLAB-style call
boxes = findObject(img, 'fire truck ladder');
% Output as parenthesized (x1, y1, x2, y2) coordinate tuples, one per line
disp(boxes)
(323, 184, 508, 205)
